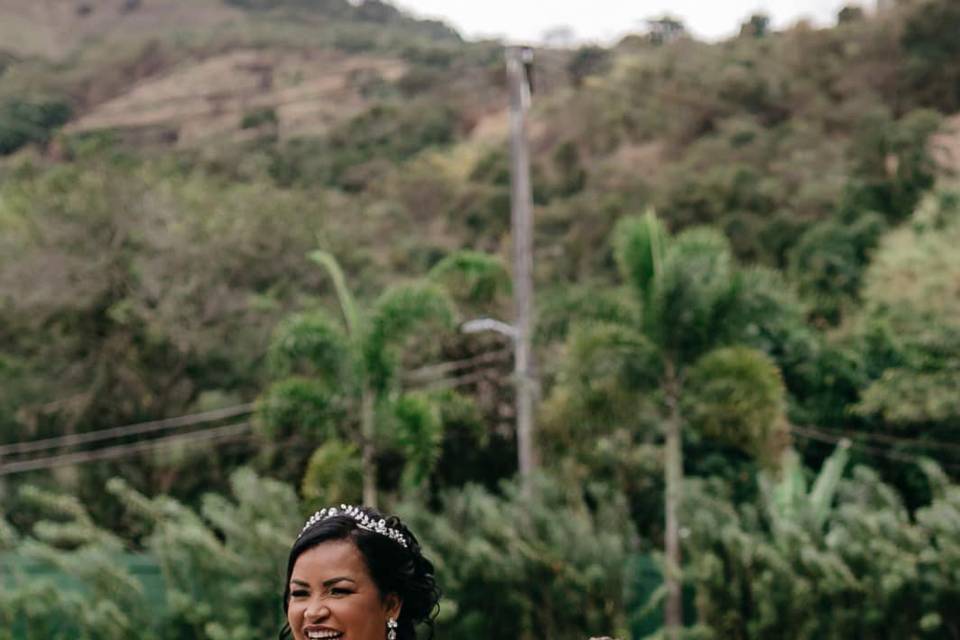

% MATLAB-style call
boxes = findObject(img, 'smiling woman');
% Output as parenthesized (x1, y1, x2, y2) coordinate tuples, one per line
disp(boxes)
(280, 505, 441, 640)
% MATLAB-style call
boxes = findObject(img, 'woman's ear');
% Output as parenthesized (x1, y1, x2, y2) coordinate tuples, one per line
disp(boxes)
(384, 593, 403, 621)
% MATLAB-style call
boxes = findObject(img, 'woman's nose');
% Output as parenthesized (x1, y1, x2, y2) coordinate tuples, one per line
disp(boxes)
(304, 598, 331, 621)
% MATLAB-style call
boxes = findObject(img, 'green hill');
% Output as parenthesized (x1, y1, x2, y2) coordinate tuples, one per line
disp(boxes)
(3, 1, 960, 638)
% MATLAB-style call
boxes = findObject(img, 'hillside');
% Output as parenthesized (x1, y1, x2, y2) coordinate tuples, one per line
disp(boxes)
(3, 0, 959, 475)
(66, 48, 409, 145)
(3, 1, 960, 638)
(0, 0, 243, 60)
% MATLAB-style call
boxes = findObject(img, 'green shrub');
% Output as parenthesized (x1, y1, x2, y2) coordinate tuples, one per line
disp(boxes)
(0, 98, 71, 156)
(400, 475, 634, 640)
(685, 460, 960, 639)
(239, 107, 277, 130)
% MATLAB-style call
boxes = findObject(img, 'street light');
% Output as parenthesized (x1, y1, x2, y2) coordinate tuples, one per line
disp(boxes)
(460, 317, 519, 340)
(460, 315, 535, 484)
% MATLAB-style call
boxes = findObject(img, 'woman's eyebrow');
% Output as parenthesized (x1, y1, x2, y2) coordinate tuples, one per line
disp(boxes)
(322, 576, 357, 587)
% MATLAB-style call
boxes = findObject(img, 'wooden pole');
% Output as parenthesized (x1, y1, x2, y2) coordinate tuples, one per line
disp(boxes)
(506, 46, 537, 482)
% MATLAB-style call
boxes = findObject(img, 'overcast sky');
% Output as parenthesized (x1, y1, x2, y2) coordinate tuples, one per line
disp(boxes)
(395, 0, 867, 43)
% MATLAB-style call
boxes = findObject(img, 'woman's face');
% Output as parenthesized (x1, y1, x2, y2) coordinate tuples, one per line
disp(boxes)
(287, 539, 401, 640)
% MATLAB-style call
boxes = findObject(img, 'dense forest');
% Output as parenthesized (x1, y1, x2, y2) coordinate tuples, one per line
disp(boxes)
(1, 0, 960, 638)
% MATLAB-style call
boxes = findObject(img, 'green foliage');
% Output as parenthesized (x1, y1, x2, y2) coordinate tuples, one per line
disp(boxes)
(254, 377, 338, 442)
(551, 211, 794, 456)
(391, 393, 444, 489)
(428, 250, 511, 312)
(1, 469, 298, 640)
(684, 347, 787, 464)
(843, 108, 941, 222)
(739, 13, 770, 38)
(337, 102, 456, 163)
(852, 186, 960, 428)
(239, 107, 277, 130)
(0, 156, 331, 517)
(267, 311, 354, 382)
(2, 3, 960, 637)
(301, 439, 363, 506)
(542, 321, 661, 450)
(900, 0, 960, 112)
(685, 457, 960, 639)
(546, 140, 587, 197)
(270, 101, 458, 192)
(535, 285, 641, 347)
(271, 102, 458, 190)
(787, 212, 887, 324)
(364, 281, 455, 391)
(857, 368, 960, 424)
(653, 226, 736, 362)
(400, 476, 635, 639)
(0, 98, 71, 155)
(769, 442, 851, 532)
(258, 250, 461, 501)
(567, 46, 612, 87)
(837, 5, 864, 24)
(613, 210, 666, 304)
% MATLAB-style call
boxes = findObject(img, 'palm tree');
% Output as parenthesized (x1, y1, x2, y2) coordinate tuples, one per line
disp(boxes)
(256, 250, 456, 508)
(550, 211, 790, 637)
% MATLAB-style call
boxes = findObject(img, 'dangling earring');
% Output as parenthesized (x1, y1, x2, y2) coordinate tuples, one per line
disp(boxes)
(387, 617, 398, 640)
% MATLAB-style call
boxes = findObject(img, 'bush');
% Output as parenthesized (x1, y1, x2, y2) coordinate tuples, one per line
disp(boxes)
(0, 469, 300, 640)
(685, 461, 960, 639)
(240, 107, 277, 130)
(400, 475, 635, 640)
(0, 98, 72, 156)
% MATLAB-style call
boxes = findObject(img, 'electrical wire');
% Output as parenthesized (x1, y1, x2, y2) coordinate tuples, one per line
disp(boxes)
(793, 424, 960, 455)
(402, 349, 511, 383)
(790, 425, 960, 472)
(0, 404, 253, 457)
(0, 421, 253, 477)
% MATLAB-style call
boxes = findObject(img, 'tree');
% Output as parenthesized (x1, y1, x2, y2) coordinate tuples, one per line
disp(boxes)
(399, 474, 635, 640)
(787, 212, 887, 324)
(900, 0, 960, 112)
(847, 186, 960, 485)
(837, 5, 865, 24)
(843, 108, 941, 224)
(545, 211, 791, 637)
(256, 250, 456, 507)
(0, 157, 329, 522)
(0, 468, 300, 640)
(645, 17, 686, 46)
(739, 13, 770, 38)
(566, 46, 612, 87)
(0, 97, 71, 156)
(684, 444, 960, 638)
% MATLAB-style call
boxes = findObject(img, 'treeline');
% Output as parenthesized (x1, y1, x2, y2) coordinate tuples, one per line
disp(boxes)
(2, 0, 960, 638)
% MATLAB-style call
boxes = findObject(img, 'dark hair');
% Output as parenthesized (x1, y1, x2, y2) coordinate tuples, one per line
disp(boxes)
(279, 506, 440, 640)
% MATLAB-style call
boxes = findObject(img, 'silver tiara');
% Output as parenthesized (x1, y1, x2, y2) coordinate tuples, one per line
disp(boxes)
(298, 504, 408, 548)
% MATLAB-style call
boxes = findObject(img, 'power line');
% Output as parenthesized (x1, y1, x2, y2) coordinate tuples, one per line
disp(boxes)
(790, 425, 960, 472)
(0, 422, 253, 477)
(402, 349, 511, 384)
(794, 424, 960, 455)
(414, 369, 500, 393)
(0, 404, 253, 457)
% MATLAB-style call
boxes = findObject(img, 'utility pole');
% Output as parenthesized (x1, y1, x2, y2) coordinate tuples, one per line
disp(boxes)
(506, 46, 537, 483)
